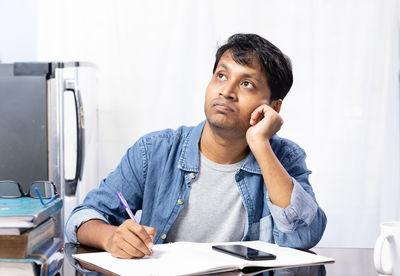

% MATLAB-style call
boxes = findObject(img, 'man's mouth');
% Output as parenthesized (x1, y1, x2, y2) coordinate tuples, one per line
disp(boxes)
(213, 102, 235, 112)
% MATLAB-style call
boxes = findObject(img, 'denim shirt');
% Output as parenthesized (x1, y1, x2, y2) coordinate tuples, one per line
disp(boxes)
(65, 121, 327, 249)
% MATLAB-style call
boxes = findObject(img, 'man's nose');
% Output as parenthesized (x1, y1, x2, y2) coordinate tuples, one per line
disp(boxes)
(219, 82, 237, 101)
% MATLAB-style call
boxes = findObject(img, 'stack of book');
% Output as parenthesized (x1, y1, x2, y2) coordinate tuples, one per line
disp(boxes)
(0, 197, 63, 276)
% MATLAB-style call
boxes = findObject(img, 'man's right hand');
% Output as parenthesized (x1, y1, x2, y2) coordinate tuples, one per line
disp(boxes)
(76, 219, 157, 259)
(104, 219, 156, 258)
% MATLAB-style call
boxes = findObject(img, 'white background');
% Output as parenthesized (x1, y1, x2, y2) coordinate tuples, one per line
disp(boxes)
(0, 0, 399, 248)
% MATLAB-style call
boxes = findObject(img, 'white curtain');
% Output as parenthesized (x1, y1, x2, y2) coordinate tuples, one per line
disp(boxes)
(36, 0, 400, 247)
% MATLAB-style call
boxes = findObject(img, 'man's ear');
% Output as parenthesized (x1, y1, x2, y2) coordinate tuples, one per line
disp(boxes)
(271, 99, 283, 113)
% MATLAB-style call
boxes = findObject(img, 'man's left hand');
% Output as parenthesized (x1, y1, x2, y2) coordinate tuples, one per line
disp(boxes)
(246, 104, 283, 146)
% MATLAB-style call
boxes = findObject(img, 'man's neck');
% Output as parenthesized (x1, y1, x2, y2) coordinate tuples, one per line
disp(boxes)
(199, 121, 249, 164)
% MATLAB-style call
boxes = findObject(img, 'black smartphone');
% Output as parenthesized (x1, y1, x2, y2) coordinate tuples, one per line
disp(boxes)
(212, 245, 276, 261)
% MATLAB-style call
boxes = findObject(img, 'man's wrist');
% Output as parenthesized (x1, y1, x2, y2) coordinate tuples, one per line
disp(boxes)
(247, 134, 271, 153)
(101, 223, 117, 251)
(77, 219, 116, 250)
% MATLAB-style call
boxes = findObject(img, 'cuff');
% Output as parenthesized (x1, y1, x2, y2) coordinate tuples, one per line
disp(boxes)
(64, 208, 108, 244)
(267, 178, 318, 232)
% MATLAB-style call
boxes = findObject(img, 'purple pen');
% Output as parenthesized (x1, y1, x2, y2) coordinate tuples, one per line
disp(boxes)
(116, 191, 137, 222)
(116, 191, 154, 254)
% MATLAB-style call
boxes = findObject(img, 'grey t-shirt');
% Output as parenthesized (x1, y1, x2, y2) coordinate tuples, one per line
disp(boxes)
(165, 153, 247, 243)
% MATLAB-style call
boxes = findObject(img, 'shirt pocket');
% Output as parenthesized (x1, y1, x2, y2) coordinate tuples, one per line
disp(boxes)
(249, 214, 274, 243)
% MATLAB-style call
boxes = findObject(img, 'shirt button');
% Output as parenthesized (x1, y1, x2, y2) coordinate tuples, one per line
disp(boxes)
(161, 234, 167, 240)
(189, 172, 195, 179)
(177, 199, 183, 205)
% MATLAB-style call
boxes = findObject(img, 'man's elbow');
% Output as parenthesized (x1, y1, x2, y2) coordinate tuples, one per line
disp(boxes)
(275, 208, 327, 250)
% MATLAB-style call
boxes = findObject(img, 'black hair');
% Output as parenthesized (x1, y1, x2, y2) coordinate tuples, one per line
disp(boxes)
(213, 33, 293, 101)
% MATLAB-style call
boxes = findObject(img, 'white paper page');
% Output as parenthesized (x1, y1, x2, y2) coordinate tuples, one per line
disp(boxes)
(236, 241, 334, 269)
(74, 242, 239, 276)
(73, 241, 334, 276)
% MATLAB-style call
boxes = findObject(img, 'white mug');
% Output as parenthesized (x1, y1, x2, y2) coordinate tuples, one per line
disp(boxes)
(374, 221, 400, 276)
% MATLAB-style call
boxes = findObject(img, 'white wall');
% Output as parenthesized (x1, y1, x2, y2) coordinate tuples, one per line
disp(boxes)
(1, 0, 399, 248)
(0, 0, 37, 62)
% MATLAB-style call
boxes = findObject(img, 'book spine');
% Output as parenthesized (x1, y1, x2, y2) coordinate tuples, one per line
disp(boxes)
(32, 199, 63, 226)
(0, 235, 28, 258)
(28, 238, 62, 264)
(32, 239, 63, 276)
(27, 219, 55, 255)
(41, 250, 63, 276)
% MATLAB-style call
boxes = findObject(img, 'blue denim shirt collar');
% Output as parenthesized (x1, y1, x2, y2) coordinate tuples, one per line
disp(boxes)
(177, 121, 203, 172)
(177, 121, 263, 175)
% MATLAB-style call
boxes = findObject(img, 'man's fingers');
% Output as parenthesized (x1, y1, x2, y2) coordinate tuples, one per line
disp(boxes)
(121, 234, 149, 257)
(108, 233, 138, 259)
(108, 220, 156, 259)
(125, 231, 153, 256)
(132, 223, 154, 248)
(114, 241, 145, 259)
(143, 225, 157, 240)
(250, 104, 267, 125)
(125, 221, 154, 254)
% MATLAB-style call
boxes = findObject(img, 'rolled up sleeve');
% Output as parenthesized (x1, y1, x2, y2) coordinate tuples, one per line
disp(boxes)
(267, 177, 318, 232)
(65, 208, 108, 244)
(266, 138, 327, 249)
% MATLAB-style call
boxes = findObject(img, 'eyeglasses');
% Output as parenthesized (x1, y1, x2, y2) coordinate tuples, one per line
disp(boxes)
(0, 180, 58, 206)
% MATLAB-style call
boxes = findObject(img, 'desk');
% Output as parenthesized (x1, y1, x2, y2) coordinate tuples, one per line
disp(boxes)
(313, 247, 377, 276)
(64, 243, 378, 275)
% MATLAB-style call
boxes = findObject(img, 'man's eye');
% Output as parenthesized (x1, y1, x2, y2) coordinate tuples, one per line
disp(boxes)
(217, 73, 226, 80)
(242, 81, 254, 88)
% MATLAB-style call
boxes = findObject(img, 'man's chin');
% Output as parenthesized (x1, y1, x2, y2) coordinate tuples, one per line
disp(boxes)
(207, 118, 233, 129)
(207, 118, 247, 134)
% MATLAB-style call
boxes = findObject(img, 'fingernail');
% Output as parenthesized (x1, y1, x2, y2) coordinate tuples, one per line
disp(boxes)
(148, 242, 153, 249)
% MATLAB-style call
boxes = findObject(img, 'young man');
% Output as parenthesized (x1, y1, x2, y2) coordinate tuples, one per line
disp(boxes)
(65, 33, 327, 259)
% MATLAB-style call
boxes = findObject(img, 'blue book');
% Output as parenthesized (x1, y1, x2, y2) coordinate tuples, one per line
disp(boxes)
(0, 238, 63, 276)
(0, 197, 63, 228)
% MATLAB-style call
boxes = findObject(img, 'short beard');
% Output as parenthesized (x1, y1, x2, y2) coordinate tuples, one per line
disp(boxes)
(206, 117, 247, 139)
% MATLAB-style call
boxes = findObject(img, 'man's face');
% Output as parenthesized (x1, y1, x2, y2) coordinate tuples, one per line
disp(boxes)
(204, 50, 272, 137)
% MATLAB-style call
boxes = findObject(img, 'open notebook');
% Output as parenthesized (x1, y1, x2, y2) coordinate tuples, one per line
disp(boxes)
(73, 241, 334, 276)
